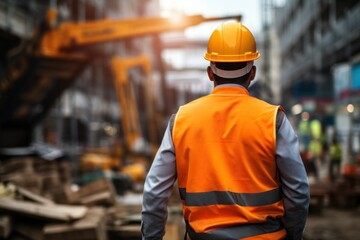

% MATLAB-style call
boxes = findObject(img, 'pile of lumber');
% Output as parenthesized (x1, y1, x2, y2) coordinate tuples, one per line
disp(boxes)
(0, 180, 109, 240)
(0, 157, 143, 240)
(0, 157, 72, 200)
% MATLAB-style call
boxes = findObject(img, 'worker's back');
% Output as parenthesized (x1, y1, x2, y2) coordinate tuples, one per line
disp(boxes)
(142, 20, 309, 240)
(172, 85, 286, 240)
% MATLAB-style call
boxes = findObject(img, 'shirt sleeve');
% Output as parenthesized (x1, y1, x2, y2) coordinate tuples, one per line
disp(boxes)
(276, 114, 310, 240)
(141, 120, 177, 240)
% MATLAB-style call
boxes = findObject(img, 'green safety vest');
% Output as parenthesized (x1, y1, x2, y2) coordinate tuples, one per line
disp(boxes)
(329, 144, 342, 161)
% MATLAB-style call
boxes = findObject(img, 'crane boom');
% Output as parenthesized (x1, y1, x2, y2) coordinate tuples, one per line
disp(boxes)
(40, 13, 241, 57)
(0, 9, 241, 148)
(111, 55, 151, 152)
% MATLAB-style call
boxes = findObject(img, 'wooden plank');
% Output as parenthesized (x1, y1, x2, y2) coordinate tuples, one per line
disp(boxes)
(77, 178, 117, 206)
(43, 207, 107, 240)
(62, 184, 80, 204)
(0, 215, 13, 239)
(78, 178, 116, 198)
(33, 160, 57, 172)
(80, 191, 115, 206)
(0, 157, 34, 175)
(1, 173, 43, 194)
(0, 197, 88, 221)
(50, 184, 80, 204)
(15, 184, 55, 205)
(58, 161, 73, 183)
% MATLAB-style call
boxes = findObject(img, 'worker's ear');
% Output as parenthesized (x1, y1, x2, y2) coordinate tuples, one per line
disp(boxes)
(249, 66, 256, 81)
(244, 66, 256, 88)
(207, 66, 215, 81)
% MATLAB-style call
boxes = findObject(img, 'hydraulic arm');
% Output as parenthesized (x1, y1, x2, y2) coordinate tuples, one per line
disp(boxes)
(110, 55, 155, 152)
(0, 8, 241, 147)
(40, 13, 241, 57)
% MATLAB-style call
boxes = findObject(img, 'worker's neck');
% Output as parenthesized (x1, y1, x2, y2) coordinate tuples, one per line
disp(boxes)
(214, 82, 248, 89)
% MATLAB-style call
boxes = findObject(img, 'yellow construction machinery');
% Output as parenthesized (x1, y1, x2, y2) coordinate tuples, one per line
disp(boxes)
(81, 55, 157, 182)
(39, 9, 240, 58)
(110, 55, 158, 153)
(0, 9, 241, 183)
(0, 8, 240, 148)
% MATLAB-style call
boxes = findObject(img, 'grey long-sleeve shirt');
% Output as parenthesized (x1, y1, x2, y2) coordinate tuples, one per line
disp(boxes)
(141, 103, 310, 240)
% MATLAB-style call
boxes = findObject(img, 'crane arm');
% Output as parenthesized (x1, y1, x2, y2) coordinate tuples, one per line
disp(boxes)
(40, 13, 241, 57)
(111, 55, 156, 152)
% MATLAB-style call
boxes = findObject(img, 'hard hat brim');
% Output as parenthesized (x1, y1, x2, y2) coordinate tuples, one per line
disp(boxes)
(204, 52, 260, 62)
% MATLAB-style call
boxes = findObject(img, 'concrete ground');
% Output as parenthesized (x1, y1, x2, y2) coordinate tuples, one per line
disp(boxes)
(166, 207, 360, 240)
(303, 207, 360, 240)
(120, 179, 360, 240)
(164, 207, 360, 240)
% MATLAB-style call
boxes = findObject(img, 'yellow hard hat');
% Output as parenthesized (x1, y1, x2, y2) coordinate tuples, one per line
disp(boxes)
(204, 21, 260, 62)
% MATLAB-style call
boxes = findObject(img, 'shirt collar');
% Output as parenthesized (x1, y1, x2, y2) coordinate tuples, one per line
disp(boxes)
(211, 84, 250, 96)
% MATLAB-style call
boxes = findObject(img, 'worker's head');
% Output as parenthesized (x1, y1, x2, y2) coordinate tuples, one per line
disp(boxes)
(204, 21, 260, 87)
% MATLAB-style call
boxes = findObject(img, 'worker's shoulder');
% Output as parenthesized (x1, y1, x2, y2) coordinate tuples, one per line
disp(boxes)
(247, 95, 282, 109)
(247, 96, 286, 125)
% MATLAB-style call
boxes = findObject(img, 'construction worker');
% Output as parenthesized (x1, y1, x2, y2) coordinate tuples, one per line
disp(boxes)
(298, 112, 311, 152)
(329, 137, 342, 182)
(307, 137, 322, 181)
(141, 21, 309, 240)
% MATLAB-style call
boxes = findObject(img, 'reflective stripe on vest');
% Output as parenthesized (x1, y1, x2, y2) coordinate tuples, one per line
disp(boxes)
(186, 218, 284, 240)
(173, 86, 285, 238)
(179, 187, 282, 206)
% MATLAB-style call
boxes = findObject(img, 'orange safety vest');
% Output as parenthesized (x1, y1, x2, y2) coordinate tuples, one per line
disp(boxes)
(172, 86, 286, 240)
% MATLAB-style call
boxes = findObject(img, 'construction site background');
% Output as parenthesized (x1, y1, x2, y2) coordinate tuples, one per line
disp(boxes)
(0, 0, 360, 239)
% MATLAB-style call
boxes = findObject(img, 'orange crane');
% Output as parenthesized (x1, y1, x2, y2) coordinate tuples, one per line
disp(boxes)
(80, 55, 157, 182)
(0, 9, 241, 149)
(39, 9, 241, 58)
(110, 55, 157, 153)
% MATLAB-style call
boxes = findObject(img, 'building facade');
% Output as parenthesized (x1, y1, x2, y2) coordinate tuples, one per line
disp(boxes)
(274, 0, 360, 164)
(275, 0, 360, 111)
